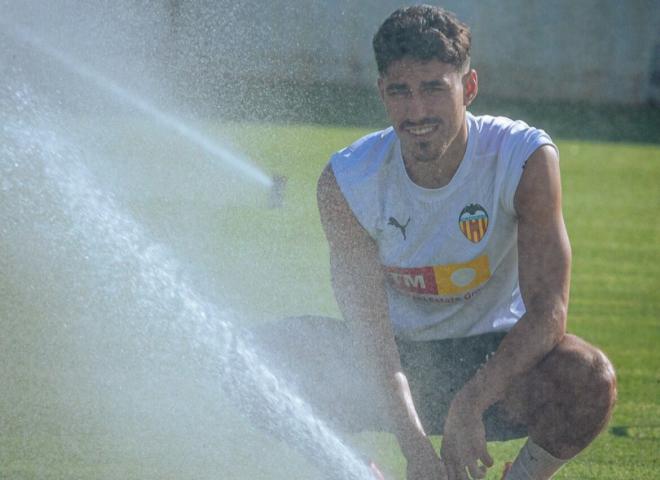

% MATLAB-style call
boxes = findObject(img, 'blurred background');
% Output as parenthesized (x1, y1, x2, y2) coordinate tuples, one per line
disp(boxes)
(160, 0, 660, 105)
(6, 0, 659, 135)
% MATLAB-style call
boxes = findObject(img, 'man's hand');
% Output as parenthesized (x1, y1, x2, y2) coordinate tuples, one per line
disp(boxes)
(405, 439, 447, 480)
(441, 395, 493, 480)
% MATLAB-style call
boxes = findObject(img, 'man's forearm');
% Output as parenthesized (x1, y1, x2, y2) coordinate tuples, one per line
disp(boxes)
(388, 372, 433, 458)
(458, 311, 565, 413)
(347, 315, 432, 458)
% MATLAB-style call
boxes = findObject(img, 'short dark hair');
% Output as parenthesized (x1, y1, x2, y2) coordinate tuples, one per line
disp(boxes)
(373, 5, 471, 75)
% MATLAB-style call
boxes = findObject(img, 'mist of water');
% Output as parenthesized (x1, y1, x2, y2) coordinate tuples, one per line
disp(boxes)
(1, 80, 375, 479)
(0, 3, 380, 479)
(1, 20, 273, 189)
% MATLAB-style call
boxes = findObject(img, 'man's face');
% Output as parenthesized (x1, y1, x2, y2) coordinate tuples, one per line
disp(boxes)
(378, 58, 477, 164)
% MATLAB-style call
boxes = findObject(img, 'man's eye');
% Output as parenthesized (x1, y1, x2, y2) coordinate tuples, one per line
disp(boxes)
(389, 89, 410, 97)
(425, 86, 445, 94)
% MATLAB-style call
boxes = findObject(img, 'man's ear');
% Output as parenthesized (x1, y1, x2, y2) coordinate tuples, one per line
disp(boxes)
(463, 69, 478, 106)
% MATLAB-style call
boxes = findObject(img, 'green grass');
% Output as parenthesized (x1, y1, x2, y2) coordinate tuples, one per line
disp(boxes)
(544, 140, 660, 479)
(2, 121, 659, 479)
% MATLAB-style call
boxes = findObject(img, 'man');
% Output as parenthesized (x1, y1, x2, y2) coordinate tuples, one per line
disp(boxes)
(310, 5, 617, 480)
(251, 4, 616, 480)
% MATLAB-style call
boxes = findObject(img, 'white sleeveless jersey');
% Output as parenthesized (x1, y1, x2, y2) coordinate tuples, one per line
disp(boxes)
(330, 113, 557, 341)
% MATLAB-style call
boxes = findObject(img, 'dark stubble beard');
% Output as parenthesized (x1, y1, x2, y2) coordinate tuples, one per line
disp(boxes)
(404, 136, 450, 164)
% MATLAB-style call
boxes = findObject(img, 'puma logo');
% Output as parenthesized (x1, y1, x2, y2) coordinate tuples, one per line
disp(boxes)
(388, 216, 411, 240)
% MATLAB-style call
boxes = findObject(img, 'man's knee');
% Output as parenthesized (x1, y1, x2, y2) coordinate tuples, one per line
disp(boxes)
(546, 334, 616, 409)
(528, 334, 617, 441)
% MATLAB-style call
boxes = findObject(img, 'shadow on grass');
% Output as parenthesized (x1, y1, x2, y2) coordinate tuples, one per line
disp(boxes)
(213, 80, 660, 145)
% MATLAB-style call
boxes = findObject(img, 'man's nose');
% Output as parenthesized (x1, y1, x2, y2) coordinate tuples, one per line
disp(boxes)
(405, 92, 428, 121)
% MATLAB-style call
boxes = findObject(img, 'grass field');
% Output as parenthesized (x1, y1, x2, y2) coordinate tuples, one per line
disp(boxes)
(1, 118, 659, 479)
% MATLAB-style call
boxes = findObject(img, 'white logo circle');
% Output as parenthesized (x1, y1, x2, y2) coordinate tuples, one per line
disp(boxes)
(451, 267, 476, 287)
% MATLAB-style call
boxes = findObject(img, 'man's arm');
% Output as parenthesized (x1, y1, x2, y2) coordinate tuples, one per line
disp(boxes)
(441, 145, 571, 479)
(317, 164, 445, 479)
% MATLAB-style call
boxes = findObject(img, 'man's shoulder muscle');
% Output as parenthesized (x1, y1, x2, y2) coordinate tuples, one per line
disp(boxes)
(317, 165, 372, 251)
(514, 145, 562, 219)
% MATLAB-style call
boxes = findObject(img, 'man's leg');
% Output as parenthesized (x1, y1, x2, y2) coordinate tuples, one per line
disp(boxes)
(398, 332, 527, 441)
(500, 334, 617, 479)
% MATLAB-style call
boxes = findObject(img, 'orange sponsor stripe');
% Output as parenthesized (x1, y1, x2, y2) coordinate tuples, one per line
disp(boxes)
(432, 254, 491, 295)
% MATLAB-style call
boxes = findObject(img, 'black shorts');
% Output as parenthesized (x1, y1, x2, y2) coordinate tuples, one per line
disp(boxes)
(250, 316, 526, 441)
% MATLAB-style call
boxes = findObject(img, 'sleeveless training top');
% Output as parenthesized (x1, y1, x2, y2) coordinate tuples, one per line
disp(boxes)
(330, 113, 557, 341)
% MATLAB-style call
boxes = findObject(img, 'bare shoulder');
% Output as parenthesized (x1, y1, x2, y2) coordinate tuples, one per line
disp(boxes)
(317, 163, 341, 208)
(316, 163, 375, 255)
(514, 145, 562, 220)
(317, 163, 348, 227)
(317, 163, 357, 227)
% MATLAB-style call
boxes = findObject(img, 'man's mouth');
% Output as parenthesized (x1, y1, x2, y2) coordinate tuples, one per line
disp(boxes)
(401, 120, 441, 138)
(406, 125, 437, 136)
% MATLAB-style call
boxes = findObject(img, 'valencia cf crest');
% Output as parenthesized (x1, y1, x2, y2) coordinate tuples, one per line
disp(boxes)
(459, 204, 489, 243)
